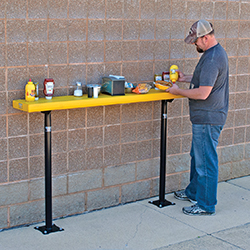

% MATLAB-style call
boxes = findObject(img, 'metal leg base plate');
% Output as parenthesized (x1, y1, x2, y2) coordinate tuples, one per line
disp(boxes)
(149, 199, 175, 208)
(34, 224, 64, 235)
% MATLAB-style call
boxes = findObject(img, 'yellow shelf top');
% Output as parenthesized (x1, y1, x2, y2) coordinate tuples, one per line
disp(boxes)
(13, 89, 183, 113)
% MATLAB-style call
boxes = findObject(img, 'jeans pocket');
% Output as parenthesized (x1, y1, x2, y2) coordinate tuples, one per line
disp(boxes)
(211, 125, 223, 143)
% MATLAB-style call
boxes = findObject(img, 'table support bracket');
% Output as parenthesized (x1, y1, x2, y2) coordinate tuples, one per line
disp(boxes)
(34, 111, 64, 235)
(149, 100, 175, 208)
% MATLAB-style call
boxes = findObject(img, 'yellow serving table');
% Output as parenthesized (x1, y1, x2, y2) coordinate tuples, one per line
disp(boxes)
(13, 89, 182, 112)
(13, 89, 183, 235)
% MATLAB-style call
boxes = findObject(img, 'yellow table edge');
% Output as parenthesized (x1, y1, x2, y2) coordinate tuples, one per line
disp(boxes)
(13, 89, 184, 113)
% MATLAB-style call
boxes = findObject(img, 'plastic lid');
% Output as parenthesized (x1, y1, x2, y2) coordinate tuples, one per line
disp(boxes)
(87, 84, 100, 88)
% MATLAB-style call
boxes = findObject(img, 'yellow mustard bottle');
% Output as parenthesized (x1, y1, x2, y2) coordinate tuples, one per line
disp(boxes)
(169, 65, 179, 83)
(25, 79, 35, 102)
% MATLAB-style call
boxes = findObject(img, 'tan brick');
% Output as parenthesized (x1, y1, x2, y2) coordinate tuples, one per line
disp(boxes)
(137, 158, 160, 180)
(152, 139, 160, 158)
(52, 175, 67, 197)
(9, 158, 28, 182)
(152, 178, 159, 197)
(0, 207, 8, 229)
(104, 125, 120, 146)
(52, 153, 68, 176)
(104, 163, 136, 186)
(219, 163, 232, 182)
(167, 136, 181, 155)
(30, 176, 67, 201)
(137, 140, 152, 161)
(245, 143, 250, 159)
(137, 121, 153, 141)
(104, 145, 121, 167)
(68, 169, 102, 193)
(0, 161, 7, 183)
(0, 182, 28, 206)
(121, 142, 137, 163)
(220, 145, 244, 164)
(9, 200, 45, 227)
(85, 147, 104, 170)
(29, 178, 44, 200)
(121, 180, 151, 204)
(167, 153, 190, 174)
(137, 102, 152, 122)
(165, 174, 180, 193)
(104, 105, 120, 125)
(180, 172, 190, 190)
(121, 103, 137, 123)
(53, 193, 85, 218)
(231, 160, 250, 179)
(87, 187, 119, 211)
(0, 139, 8, 161)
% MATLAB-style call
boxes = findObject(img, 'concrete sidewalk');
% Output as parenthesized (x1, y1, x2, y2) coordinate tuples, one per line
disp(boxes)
(1, 176, 250, 250)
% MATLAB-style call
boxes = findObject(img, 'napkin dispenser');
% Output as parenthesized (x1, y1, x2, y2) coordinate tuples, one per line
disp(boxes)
(101, 76, 125, 96)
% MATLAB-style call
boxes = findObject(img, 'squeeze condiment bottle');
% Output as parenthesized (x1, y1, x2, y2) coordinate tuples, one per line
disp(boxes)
(162, 71, 170, 82)
(169, 65, 179, 83)
(43, 78, 55, 100)
(154, 74, 162, 82)
(25, 79, 35, 102)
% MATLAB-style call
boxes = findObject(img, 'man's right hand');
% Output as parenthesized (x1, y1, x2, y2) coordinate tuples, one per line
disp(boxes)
(177, 70, 192, 83)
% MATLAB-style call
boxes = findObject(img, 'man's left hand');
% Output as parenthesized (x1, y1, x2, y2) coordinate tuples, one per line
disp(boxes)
(166, 83, 180, 95)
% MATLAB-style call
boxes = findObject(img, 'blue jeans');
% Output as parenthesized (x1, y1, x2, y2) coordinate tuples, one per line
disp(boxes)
(185, 124, 223, 212)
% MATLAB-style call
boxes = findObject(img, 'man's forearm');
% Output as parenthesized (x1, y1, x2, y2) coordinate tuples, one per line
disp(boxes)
(172, 86, 213, 100)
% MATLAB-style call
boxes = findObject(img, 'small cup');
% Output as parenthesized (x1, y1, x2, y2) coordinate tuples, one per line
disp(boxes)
(87, 86, 93, 98)
(93, 87, 98, 98)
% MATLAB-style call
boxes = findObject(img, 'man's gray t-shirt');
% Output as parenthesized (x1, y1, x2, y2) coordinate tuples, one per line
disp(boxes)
(189, 43, 229, 125)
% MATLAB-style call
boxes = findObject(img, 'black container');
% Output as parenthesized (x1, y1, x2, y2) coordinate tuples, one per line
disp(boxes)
(87, 86, 93, 98)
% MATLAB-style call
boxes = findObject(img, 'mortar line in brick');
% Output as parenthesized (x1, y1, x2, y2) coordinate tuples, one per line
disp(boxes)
(1, 198, 43, 207)
(102, 167, 105, 187)
(86, 0, 89, 43)
(83, 190, 87, 211)
(27, 113, 30, 194)
(180, 133, 183, 154)
(135, 161, 138, 183)
(178, 171, 182, 190)
(139, 0, 141, 19)
(102, 179, 159, 191)
(66, 110, 69, 192)
(3, 58, 190, 69)
(166, 170, 189, 177)
(119, 185, 122, 203)
(46, 2, 50, 70)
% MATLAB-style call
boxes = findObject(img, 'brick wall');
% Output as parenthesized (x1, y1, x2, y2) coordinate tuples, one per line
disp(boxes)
(0, 0, 250, 229)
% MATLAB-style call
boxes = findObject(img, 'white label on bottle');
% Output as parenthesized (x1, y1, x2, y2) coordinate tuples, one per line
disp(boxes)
(46, 82, 54, 94)
(45, 126, 51, 132)
(164, 75, 170, 81)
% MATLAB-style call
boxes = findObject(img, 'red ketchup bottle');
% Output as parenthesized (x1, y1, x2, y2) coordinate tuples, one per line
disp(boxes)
(162, 72, 170, 82)
(43, 78, 55, 100)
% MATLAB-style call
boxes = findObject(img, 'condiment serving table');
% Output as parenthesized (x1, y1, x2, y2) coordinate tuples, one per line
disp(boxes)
(13, 89, 183, 235)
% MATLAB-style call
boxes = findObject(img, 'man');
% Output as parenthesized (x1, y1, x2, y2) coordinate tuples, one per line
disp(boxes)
(166, 20, 229, 215)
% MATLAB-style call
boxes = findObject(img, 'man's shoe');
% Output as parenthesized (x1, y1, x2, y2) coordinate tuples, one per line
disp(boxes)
(174, 190, 197, 204)
(182, 204, 215, 216)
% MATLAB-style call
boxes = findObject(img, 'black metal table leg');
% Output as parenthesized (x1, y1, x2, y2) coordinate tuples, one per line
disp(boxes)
(149, 100, 175, 208)
(34, 111, 64, 235)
